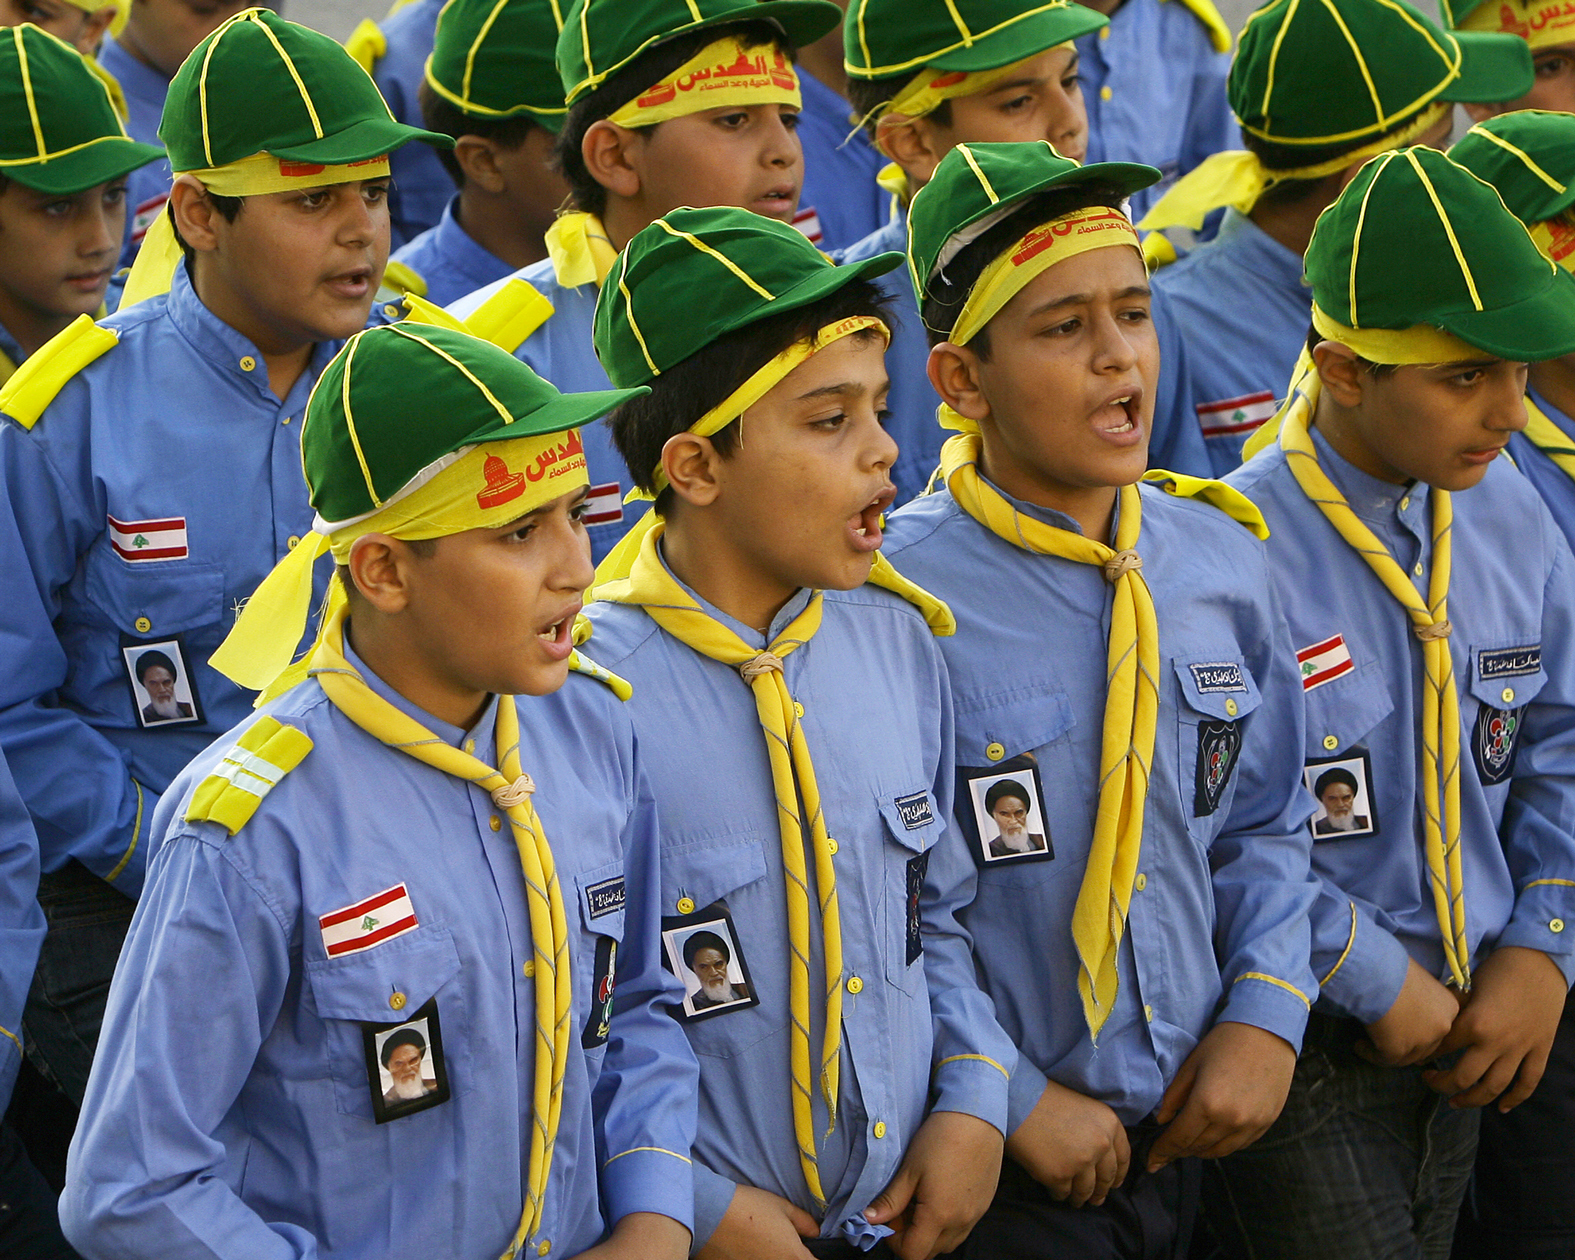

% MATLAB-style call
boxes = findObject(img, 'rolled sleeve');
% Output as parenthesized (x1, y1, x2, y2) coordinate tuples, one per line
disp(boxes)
(1218, 972, 1312, 1049)
(1313, 894, 1412, 1025)
(931, 1051, 1012, 1136)
(1004, 1054, 1051, 1138)
(601, 1145, 697, 1232)
(691, 1162, 739, 1252)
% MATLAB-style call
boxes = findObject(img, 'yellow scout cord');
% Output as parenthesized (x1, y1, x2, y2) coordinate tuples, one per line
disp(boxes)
(597, 522, 844, 1207)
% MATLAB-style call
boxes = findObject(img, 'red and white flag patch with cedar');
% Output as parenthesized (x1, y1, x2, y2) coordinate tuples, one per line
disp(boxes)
(792, 205, 823, 246)
(319, 884, 418, 957)
(1196, 390, 1277, 439)
(108, 514, 188, 562)
(1298, 634, 1354, 691)
(584, 482, 624, 526)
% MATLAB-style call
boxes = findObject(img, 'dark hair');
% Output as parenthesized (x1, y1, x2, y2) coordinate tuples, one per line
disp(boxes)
(1314, 767, 1359, 799)
(683, 929, 730, 969)
(380, 1027, 427, 1067)
(919, 180, 1129, 357)
(1304, 327, 1397, 378)
(843, 73, 952, 143)
(134, 649, 177, 684)
(170, 193, 244, 265)
(419, 78, 545, 189)
(607, 277, 893, 513)
(984, 779, 1031, 814)
(553, 19, 787, 216)
(1243, 103, 1438, 210)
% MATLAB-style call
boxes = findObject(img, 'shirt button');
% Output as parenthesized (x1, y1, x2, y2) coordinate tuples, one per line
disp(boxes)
(1144, 1004, 1153, 1022)
(1225, 698, 1238, 717)
(383, 304, 400, 320)
(239, 355, 256, 372)
(134, 616, 151, 633)
(1502, 687, 1516, 705)
(464, 738, 475, 754)
(1099, 25, 1110, 37)
(677, 896, 695, 914)
(1135, 873, 1147, 891)
(523, 960, 535, 977)
(847, 976, 864, 994)
(1400, 496, 1410, 510)
(537, 1240, 551, 1256)
(1323, 734, 1339, 751)
(1100, 85, 1113, 100)
(281, 415, 291, 425)
(794, 701, 805, 718)
(1413, 561, 1424, 577)
(389, 991, 407, 1011)
(286, 535, 301, 550)
(873, 1120, 887, 1139)
(1553, 919, 1566, 934)
(827, 838, 839, 855)
(986, 742, 1005, 762)
(490, 815, 502, 832)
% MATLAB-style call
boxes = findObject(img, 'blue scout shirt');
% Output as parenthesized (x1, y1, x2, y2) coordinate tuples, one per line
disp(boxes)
(97, 34, 173, 272)
(1078, 0, 1239, 222)
(0, 264, 335, 896)
(883, 482, 1318, 1128)
(1511, 388, 1575, 539)
(584, 560, 1015, 1247)
(797, 71, 887, 254)
(0, 749, 44, 1114)
(1152, 210, 1310, 476)
(380, 195, 514, 316)
(370, 0, 451, 249)
(1230, 430, 1575, 1024)
(59, 640, 696, 1260)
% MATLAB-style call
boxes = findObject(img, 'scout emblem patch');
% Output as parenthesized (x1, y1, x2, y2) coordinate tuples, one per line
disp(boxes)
(905, 851, 929, 967)
(1473, 704, 1523, 786)
(362, 997, 451, 1124)
(1193, 718, 1242, 817)
(108, 512, 188, 561)
(955, 754, 1054, 868)
(1297, 633, 1354, 691)
(583, 481, 624, 527)
(660, 899, 759, 1022)
(1196, 390, 1277, 442)
(582, 936, 619, 1048)
(120, 637, 203, 730)
(1304, 749, 1378, 840)
(319, 884, 419, 957)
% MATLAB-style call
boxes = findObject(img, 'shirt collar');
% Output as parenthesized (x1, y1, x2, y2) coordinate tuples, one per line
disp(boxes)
(1308, 422, 1424, 527)
(96, 34, 170, 112)
(657, 539, 816, 650)
(432, 195, 512, 291)
(1215, 208, 1309, 292)
(974, 470, 1124, 544)
(341, 630, 499, 757)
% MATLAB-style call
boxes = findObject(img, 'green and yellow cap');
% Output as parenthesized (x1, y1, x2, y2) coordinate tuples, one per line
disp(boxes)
(1451, 110, 1575, 224)
(557, 0, 840, 106)
(0, 24, 162, 195)
(1446, 0, 1575, 51)
(424, 0, 568, 131)
(1306, 145, 1575, 362)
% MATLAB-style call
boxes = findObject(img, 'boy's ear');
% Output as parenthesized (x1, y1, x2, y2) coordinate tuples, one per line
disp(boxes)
(581, 120, 644, 202)
(169, 177, 223, 254)
(661, 432, 724, 509)
(452, 135, 508, 194)
(1311, 340, 1368, 409)
(346, 534, 417, 614)
(927, 341, 990, 426)
(874, 116, 945, 188)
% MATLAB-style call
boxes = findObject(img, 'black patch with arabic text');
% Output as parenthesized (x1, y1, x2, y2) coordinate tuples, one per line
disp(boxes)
(1478, 646, 1541, 681)
(906, 850, 930, 966)
(582, 935, 618, 1048)
(1473, 705, 1524, 786)
(584, 876, 625, 920)
(894, 791, 935, 831)
(1189, 662, 1247, 694)
(1194, 719, 1242, 817)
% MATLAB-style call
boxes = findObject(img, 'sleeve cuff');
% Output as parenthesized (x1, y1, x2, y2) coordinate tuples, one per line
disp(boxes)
(1317, 910, 1411, 1025)
(601, 1146, 695, 1235)
(1501, 885, 1575, 983)
(689, 1160, 739, 1253)
(931, 1052, 1011, 1137)
(1217, 973, 1312, 1050)
(1004, 1054, 1051, 1138)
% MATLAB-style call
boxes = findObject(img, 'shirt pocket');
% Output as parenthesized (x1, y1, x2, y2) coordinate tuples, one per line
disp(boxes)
(83, 549, 226, 639)
(875, 787, 943, 995)
(1302, 659, 1395, 762)
(1173, 656, 1262, 833)
(1465, 638, 1546, 787)
(572, 860, 626, 1061)
(305, 925, 470, 1121)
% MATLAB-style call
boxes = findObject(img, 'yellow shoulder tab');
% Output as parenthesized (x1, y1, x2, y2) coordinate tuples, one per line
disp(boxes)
(399, 292, 471, 332)
(1142, 231, 1179, 270)
(185, 717, 314, 835)
(464, 278, 555, 354)
(1142, 470, 1269, 540)
(0, 316, 118, 431)
(344, 18, 388, 73)
(568, 647, 633, 701)
(379, 259, 427, 302)
(866, 553, 956, 636)
(1163, 0, 1232, 52)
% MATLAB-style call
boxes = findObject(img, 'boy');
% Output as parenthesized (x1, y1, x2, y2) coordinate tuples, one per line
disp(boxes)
(448, 0, 840, 564)
(60, 321, 697, 1260)
(377, 0, 569, 315)
(0, 0, 116, 55)
(883, 140, 1321, 1257)
(1445, 108, 1575, 1260)
(1144, 0, 1531, 474)
(0, 24, 162, 381)
(1219, 146, 1575, 1259)
(1450, 0, 1575, 116)
(0, 8, 446, 1122)
(584, 206, 1015, 1258)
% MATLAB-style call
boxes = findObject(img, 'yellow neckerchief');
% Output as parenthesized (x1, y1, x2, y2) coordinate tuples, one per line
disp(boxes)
(595, 521, 844, 1207)
(1277, 385, 1470, 989)
(1524, 393, 1575, 480)
(938, 429, 1157, 1039)
(545, 212, 619, 289)
(308, 603, 570, 1256)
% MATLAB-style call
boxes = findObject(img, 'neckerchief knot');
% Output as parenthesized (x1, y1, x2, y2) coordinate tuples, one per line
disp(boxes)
(1415, 620, 1452, 642)
(740, 651, 785, 682)
(491, 773, 537, 808)
(1103, 549, 1143, 584)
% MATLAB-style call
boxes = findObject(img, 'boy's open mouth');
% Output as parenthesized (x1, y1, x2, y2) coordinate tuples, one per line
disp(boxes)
(535, 603, 581, 661)
(848, 485, 896, 553)
(1095, 387, 1143, 440)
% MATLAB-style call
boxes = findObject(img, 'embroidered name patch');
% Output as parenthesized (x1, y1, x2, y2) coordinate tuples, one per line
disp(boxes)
(894, 791, 935, 831)
(585, 876, 626, 920)
(1479, 646, 1542, 681)
(1298, 634, 1354, 691)
(319, 884, 418, 957)
(108, 514, 188, 562)
(1196, 390, 1277, 440)
(1189, 662, 1246, 694)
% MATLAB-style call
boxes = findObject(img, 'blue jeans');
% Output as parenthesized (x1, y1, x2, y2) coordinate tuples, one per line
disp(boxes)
(1204, 1014, 1479, 1260)
(0, 1120, 79, 1259)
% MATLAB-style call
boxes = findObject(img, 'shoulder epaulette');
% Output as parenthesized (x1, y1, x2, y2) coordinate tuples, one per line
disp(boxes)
(373, 261, 430, 323)
(464, 278, 555, 354)
(0, 315, 118, 431)
(185, 717, 314, 835)
(1164, 0, 1232, 52)
(866, 553, 956, 637)
(344, 17, 387, 73)
(399, 292, 470, 332)
(1143, 469, 1269, 540)
(568, 646, 632, 701)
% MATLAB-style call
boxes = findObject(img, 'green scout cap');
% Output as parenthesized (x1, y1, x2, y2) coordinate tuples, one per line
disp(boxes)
(1306, 146, 1575, 360)
(593, 205, 902, 389)
(161, 8, 451, 172)
(0, 25, 163, 195)
(558, 0, 841, 106)
(1450, 111, 1575, 224)
(304, 322, 645, 523)
(844, 0, 1107, 82)
(906, 139, 1158, 308)
(1230, 0, 1531, 150)
(425, 0, 568, 131)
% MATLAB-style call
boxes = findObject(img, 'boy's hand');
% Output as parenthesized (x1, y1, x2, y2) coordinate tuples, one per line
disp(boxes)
(696, 1185, 819, 1260)
(573, 1211, 691, 1260)
(1423, 946, 1568, 1112)
(1004, 1078, 1130, 1207)
(864, 1110, 1004, 1260)
(1148, 1021, 1296, 1171)
(1358, 956, 1461, 1067)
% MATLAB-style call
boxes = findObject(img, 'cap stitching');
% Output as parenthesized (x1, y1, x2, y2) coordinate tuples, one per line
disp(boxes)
(848, 3, 1082, 78)
(1260, 0, 1301, 133)
(1405, 150, 1483, 311)
(384, 322, 518, 428)
(1319, 0, 1386, 132)
(855, 0, 873, 70)
(13, 29, 45, 162)
(253, 18, 325, 140)
(1370, 0, 1458, 78)
(462, 0, 512, 102)
(1347, 149, 1401, 325)
(941, 0, 975, 46)
(1465, 125, 1568, 195)
(652, 218, 777, 300)
(337, 335, 381, 509)
(956, 144, 999, 203)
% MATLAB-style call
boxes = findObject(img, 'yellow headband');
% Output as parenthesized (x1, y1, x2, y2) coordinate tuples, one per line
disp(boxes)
(607, 34, 800, 129)
(60, 0, 110, 10)
(884, 50, 1064, 122)
(210, 431, 589, 701)
(948, 205, 1142, 346)
(1530, 214, 1575, 273)
(1461, 0, 1575, 49)
(1310, 302, 1486, 364)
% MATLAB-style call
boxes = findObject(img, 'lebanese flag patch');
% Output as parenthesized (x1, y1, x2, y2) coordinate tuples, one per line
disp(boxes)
(1197, 390, 1277, 439)
(1298, 634, 1354, 692)
(319, 884, 418, 957)
(584, 481, 624, 526)
(108, 514, 188, 562)
(792, 205, 823, 246)
(131, 193, 168, 244)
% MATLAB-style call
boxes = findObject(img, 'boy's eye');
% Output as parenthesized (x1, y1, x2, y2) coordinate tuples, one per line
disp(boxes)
(1537, 55, 1570, 77)
(104, 186, 127, 207)
(716, 111, 750, 128)
(569, 500, 590, 524)
(876, 407, 894, 429)
(512, 520, 539, 541)
(1000, 93, 1034, 113)
(363, 183, 389, 204)
(781, 109, 801, 130)
(812, 412, 849, 430)
(299, 190, 330, 209)
(1450, 369, 1486, 386)
(42, 199, 73, 217)
(1062, 71, 1082, 91)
